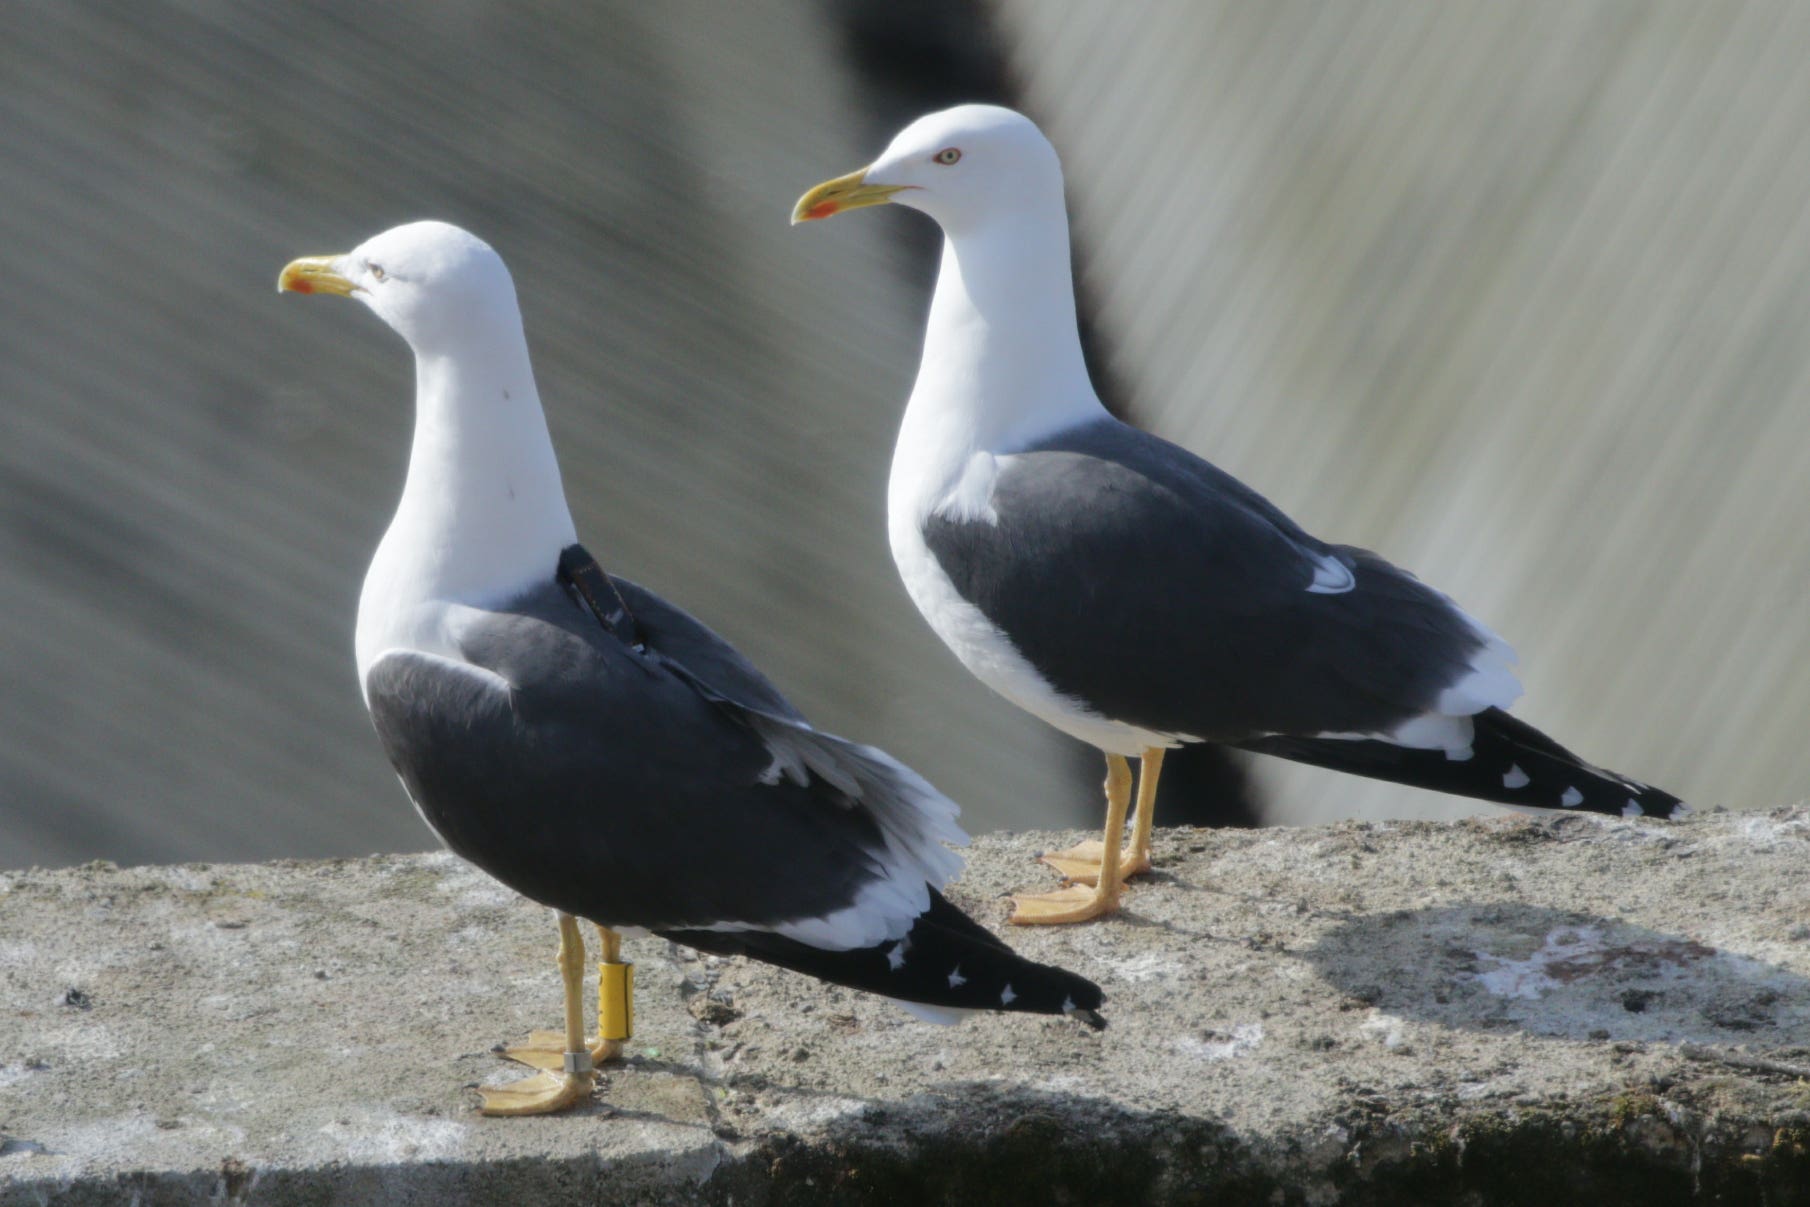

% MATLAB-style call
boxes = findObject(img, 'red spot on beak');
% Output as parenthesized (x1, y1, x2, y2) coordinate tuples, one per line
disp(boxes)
(287, 278, 314, 294)
(806, 200, 840, 221)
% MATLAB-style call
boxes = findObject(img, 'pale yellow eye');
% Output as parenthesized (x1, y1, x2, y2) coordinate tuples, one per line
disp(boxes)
(934, 147, 962, 165)
(369, 263, 387, 282)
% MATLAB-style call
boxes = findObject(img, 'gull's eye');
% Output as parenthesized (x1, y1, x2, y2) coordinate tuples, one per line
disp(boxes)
(934, 147, 962, 165)
(368, 262, 387, 282)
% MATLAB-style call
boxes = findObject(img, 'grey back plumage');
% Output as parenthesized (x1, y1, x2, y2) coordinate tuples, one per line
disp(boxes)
(365, 572, 952, 936)
(922, 417, 1488, 741)
(362, 561, 1105, 1022)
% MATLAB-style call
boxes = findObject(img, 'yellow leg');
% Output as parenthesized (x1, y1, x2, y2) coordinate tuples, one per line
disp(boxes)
(1126, 747, 1165, 876)
(1010, 754, 1133, 924)
(479, 912, 595, 1116)
(1040, 748, 1166, 885)
(501, 923, 631, 1070)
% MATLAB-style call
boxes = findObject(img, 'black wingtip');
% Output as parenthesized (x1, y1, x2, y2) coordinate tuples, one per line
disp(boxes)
(1239, 707, 1688, 821)
(663, 889, 1106, 1026)
(1069, 1006, 1108, 1031)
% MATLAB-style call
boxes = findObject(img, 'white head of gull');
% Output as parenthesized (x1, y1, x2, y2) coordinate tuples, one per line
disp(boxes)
(281, 222, 576, 686)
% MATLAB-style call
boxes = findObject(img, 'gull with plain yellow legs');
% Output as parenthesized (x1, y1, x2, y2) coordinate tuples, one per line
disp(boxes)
(795, 106, 1686, 925)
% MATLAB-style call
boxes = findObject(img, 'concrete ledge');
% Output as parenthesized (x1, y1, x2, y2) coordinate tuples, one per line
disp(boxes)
(3, 810, 1809, 1204)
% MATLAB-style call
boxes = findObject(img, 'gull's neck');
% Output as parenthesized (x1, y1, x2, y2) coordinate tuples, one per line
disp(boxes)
(356, 330, 577, 681)
(890, 202, 1108, 522)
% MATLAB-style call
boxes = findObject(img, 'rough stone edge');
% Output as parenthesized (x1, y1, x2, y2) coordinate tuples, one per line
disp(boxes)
(9, 1082, 1809, 1206)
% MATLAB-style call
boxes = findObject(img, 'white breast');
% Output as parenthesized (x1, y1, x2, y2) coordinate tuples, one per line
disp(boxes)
(886, 505, 1178, 758)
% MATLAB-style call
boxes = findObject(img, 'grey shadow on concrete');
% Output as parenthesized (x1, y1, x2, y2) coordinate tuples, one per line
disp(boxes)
(1299, 902, 1807, 1047)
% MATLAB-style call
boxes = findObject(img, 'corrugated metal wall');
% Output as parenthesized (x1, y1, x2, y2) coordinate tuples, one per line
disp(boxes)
(8, 1, 1800, 870)
(996, 0, 1810, 820)
(0, 1, 1086, 868)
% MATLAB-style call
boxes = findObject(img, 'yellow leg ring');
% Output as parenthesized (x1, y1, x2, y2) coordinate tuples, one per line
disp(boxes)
(598, 961, 633, 1041)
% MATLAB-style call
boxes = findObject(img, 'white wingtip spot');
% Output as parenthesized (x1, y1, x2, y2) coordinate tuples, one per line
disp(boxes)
(1622, 799, 1644, 818)
(1061, 995, 1077, 1014)
(1000, 983, 1016, 1006)
(886, 941, 908, 971)
(1560, 787, 1584, 808)
(1305, 552, 1356, 595)
(1503, 765, 1530, 789)
(947, 966, 967, 988)
(1444, 744, 1475, 763)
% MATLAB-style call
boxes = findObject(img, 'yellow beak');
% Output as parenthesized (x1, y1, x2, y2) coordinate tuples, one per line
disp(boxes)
(276, 255, 357, 297)
(791, 168, 909, 225)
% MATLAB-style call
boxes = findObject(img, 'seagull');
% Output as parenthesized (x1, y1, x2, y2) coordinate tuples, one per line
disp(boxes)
(793, 105, 1686, 926)
(277, 220, 1105, 1114)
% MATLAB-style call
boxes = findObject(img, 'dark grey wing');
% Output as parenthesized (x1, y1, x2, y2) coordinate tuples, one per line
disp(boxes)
(609, 576, 965, 884)
(923, 418, 1497, 741)
(366, 645, 876, 934)
(362, 581, 1106, 1023)
(366, 576, 958, 942)
(610, 576, 806, 723)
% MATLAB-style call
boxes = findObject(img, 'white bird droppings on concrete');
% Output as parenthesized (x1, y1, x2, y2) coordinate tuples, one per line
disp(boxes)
(1103, 952, 1183, 983)
(317, 1112, 468, 1164)
(1358, 1012, 1408, 1048)
(1174, 1022, 1264, 1061)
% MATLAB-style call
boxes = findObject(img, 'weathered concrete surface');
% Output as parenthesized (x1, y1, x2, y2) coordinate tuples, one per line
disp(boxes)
(3, 811, 1809, 1205)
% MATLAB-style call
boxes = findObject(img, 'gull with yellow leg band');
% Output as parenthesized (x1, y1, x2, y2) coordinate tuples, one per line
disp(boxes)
(492, 921, 634, 1109)
(596, 925, 633, 1049)
(278, 221, 1110, 1118)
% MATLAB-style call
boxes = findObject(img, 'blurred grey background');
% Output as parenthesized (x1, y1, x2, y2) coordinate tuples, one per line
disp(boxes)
(2, 1, 1804, 870)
